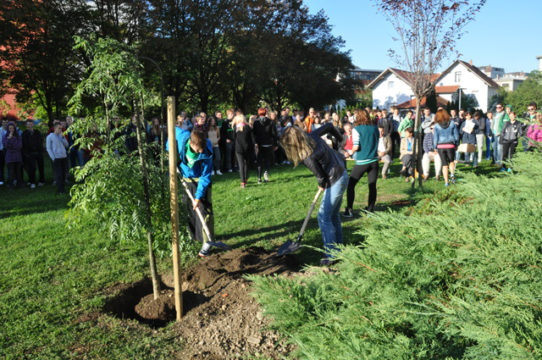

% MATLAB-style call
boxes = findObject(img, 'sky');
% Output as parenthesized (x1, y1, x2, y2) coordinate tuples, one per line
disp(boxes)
(305, 0, 542, 74)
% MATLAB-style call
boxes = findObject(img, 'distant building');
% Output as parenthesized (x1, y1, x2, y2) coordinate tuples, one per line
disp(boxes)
(537, 55, 542, 71)
(349, 67, 382, 88)
(495, 72, 527, 91)
(368, 60, 500, 112)
(477, 65, 505, 79)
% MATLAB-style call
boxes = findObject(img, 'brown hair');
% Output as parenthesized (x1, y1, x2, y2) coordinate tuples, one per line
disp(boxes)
(257, 108, 267, 116)
(434, 109, 450, 125)
(353, 109, 373, 126)
(190, 129, 207, 150)
(280, 126, 316, 166)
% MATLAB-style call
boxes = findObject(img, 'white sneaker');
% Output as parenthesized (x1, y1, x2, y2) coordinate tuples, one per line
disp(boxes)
(30, 184, 36, 189)
(38, 182, 45, 187)
(212, 170, 216, 175)
(216, 170, 223, 175)
(264, 171, 269, 182)
(227, 169, 233, 173)
(0, 181, 3, 186)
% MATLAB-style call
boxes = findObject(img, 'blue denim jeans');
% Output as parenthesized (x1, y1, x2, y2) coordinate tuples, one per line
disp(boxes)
(493, 135, 502, 164)
(485, 136, 492, 160)
(318, 170, 349, 259)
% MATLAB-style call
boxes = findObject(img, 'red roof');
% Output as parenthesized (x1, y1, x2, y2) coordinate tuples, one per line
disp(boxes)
(0, 89, 34, 121)
(435, 85, 459, 93)
(396, 95, 450, 109)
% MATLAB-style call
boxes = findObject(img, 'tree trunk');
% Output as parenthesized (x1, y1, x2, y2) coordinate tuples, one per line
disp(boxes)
(412, 97, 423, 189)
(134, 100, 161, 300)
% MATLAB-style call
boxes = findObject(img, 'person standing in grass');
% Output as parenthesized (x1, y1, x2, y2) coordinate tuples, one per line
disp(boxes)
(459, 112, 479, 167)
(527, 112, 542, 149)
(499, 111, 523, 172)
(46, 122, 69, 194)
(167, 128, 214, 257)
(344, 109, 379, 216)
(3, 121, 23, 188)
(280, 123, 347, 265)
(433, 109, 459, 187)
(22, 119, 45, 188)
(377, 126, 392, 179)
(207, 117, 222, 176)
(232, 114, 254, 188)
(252, 108, 277, 184)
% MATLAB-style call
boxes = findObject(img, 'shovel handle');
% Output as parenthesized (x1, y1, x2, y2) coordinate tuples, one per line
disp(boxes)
(180, 178, 213, 243)
(298, 188, 323, 239)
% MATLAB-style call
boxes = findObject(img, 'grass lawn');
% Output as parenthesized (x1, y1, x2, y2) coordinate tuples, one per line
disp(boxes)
(0, 158, 502, 359)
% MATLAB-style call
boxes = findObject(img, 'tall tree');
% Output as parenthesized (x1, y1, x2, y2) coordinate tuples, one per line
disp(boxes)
(0, 0, 90, 123)
(373, 0, 486, 188)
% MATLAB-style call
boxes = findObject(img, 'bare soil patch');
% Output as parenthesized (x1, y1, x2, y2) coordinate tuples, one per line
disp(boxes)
(101, 246, 300, 359)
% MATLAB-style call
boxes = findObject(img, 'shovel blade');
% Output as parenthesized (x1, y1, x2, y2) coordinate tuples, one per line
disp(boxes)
(277, 240, 302, 256)
(207, 241, 232, 250)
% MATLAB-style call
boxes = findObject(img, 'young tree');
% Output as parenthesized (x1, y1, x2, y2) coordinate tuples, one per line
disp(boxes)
(373, 0, 486, 188)
(68, 36, 166, 299)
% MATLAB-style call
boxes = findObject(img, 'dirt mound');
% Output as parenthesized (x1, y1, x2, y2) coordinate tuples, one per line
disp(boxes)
(103, 247, 300, 359)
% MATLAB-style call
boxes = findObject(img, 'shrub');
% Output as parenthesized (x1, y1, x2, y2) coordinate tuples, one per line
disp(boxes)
(251, 151, 542, 359)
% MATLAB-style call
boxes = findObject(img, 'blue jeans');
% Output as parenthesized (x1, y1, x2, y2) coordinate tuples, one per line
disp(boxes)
(485, 136, 492, 160)
(318, 170, 349, 259)
(493, 136, 502, 164)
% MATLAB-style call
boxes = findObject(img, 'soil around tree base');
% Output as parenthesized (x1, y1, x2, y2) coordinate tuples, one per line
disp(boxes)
(102, 247, 300, 359)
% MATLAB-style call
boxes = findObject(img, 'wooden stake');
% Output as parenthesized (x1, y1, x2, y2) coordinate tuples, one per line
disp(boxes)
(167, 96, 183, 320)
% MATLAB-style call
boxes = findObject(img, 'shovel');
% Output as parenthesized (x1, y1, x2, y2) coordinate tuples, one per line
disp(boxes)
(277, 188, 323, 256)
(179, 178, 231, 252)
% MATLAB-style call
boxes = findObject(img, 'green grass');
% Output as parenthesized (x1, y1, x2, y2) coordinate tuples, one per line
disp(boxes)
(0, 158, 503, 358)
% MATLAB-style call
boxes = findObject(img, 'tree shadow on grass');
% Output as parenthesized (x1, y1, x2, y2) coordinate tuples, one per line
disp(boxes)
(0, 195, 69, 219)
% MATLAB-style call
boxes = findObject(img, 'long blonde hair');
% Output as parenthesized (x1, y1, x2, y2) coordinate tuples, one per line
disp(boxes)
(280, 126, 316, 166)
(232, 114, 246, 131)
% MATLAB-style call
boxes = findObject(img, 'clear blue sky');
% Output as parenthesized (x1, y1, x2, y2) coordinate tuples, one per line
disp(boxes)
(305, 0, 542, 73)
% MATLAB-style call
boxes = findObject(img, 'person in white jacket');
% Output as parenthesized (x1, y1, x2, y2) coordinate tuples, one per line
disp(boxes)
(46, 123, 69, 194)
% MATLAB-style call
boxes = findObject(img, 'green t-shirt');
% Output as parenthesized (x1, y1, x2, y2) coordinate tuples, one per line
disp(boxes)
(185, 141, 198, 168)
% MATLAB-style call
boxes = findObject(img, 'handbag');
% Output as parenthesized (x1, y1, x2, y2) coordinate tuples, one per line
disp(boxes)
(457, 143, 476, 153)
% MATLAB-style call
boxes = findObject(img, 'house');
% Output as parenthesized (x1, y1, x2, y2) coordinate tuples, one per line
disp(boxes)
(495, 72, 527, 91)
(367, 68, 416, 110)
(435, 60, 500, 112)
(369, 60, 500, 112)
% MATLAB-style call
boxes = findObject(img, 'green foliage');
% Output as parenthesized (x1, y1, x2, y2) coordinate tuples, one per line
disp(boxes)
(251, 151, 542, 359)
(504, 71, 542, 115)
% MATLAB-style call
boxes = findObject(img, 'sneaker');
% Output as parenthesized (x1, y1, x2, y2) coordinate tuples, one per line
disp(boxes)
(258, 179, 262, 184)
(343, 208, 354, 218)
(212, 170, 216, 175)
(500, 168, 507, 172)
(264, 171, 269, 182)
(198, 243, 211, 257)
(0, 181, 3, 186)
(450, 174, 456, 184)
(445, 182, 450, 187)
(216, 170, 223, 175)
(38, 182, 45, 187)
(227, 169, 233, 173)
(507, 168, 512, 173)
(241, 182, 246, 188)
(30, 184, 36, 189)
(319, 258, 337, 266)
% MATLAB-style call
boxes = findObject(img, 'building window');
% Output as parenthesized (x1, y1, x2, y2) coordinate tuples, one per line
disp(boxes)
(455, 71, 461, 83)
(388, 81, 394, 89)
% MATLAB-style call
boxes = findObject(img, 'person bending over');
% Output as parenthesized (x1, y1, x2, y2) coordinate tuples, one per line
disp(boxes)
(280, 123, 347, 265)
(167, 129, 214, 257)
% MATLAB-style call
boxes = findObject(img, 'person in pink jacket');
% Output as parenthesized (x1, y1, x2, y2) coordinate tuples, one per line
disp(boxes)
(527, 112, 542, 149)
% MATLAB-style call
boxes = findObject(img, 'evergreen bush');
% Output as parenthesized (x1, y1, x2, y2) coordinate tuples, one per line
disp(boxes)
(251, 151, 542, 359)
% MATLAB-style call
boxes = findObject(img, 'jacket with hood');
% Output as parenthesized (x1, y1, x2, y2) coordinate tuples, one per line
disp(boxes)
(252, 116, 277, 147)
(433, 121, 459, 146)
(303, 123, 345, 189)
(166, 127, 213, 200)
(500, 120, 523, 144)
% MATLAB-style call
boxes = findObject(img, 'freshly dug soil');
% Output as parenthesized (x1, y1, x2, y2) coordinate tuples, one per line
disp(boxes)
(103, 247, 300, 359)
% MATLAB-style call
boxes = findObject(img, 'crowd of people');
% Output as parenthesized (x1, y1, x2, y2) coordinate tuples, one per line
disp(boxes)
(2, 101, 541, 263)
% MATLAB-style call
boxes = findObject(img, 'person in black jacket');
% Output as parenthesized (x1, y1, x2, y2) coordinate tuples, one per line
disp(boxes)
(280, 123, 347, 265)
(499, 111, 523, 172)
(22, 119, 45, 188)
(232, 114, 254, 187)
(220, 109, 235, 172)
(252, 108, 278, 184)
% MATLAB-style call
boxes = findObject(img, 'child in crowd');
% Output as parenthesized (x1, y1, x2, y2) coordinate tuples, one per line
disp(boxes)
(400, 128, 414, 182)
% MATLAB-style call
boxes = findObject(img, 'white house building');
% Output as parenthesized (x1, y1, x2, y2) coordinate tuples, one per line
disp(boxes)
(369, 60, 500, 112)
(435, 60, 500, 112)
(368, 68, 415, 110)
